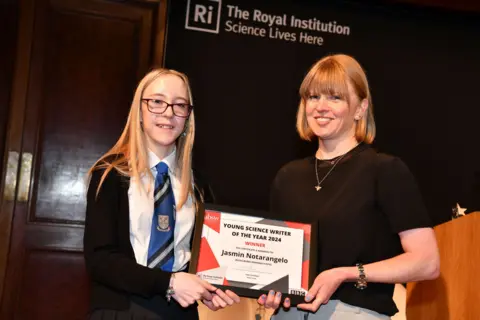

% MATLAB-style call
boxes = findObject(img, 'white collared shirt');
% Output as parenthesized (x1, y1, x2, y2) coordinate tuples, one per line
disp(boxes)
(128, 148, 195, 271)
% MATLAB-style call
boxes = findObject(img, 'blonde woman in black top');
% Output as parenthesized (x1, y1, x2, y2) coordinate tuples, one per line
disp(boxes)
(258, 54, 440, 319)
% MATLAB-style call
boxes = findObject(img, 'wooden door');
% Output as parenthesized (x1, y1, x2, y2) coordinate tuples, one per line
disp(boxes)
(0, 0, 167, 318)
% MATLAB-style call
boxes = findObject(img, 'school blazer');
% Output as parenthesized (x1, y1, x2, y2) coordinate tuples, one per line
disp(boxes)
(83, 166, 214, 313)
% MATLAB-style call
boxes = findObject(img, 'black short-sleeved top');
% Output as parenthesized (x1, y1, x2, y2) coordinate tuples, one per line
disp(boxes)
(269, 143, 432, 316)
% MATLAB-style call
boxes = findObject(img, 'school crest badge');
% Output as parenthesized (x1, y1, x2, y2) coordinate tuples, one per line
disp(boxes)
(157, 215, 170, 232)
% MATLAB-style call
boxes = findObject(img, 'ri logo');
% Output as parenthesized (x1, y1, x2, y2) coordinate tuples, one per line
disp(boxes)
(185, 0, 222, 34)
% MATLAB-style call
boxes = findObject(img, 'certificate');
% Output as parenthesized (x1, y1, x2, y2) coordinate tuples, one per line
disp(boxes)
(189, 204, 317, 305)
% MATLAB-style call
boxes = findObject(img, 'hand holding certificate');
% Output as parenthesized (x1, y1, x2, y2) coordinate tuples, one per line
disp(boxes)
(189, 204, 317, 305)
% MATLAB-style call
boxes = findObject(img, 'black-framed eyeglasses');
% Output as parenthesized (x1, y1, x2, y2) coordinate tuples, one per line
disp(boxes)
(141, 98, 193, 118)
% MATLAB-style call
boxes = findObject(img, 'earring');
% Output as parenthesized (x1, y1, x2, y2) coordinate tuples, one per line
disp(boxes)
(354, 115, 362, 120)
(181, 125, 188, 137)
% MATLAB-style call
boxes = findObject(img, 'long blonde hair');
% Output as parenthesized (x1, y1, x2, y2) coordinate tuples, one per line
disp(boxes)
(88, 68, 195, 209)
(296, 54, 376, 144)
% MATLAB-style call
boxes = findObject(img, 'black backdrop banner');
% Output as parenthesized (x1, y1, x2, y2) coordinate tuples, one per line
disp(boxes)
(164, 0, 480, 226)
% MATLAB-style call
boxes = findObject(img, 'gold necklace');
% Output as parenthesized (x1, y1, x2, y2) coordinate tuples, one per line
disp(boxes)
(314, 153, 348, 191)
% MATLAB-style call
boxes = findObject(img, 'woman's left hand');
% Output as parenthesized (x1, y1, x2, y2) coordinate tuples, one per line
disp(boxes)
(297, 268, 347, 313)
(201, 289, 241, 311)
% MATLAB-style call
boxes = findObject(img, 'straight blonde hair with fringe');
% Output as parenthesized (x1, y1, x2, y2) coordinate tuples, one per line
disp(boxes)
(88, 68, 195, 209)
(296, 54, 376, 144)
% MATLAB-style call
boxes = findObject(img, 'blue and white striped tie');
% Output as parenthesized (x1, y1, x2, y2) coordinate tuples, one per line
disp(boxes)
(147, 162, 175, 271)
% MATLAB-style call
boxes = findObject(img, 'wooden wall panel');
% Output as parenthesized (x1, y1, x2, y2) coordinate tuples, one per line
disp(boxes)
(18, 251, 89, 320)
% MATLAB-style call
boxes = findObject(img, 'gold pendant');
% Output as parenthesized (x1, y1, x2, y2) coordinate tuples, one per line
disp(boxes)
(315, 185, 321, 191)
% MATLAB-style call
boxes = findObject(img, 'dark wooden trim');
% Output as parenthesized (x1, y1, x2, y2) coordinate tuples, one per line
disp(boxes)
(0, 0, 35, 307)
(153, 0, 168, 67)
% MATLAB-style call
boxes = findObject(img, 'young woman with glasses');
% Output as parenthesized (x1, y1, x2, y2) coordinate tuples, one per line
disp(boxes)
(84, 68, 240, 319)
